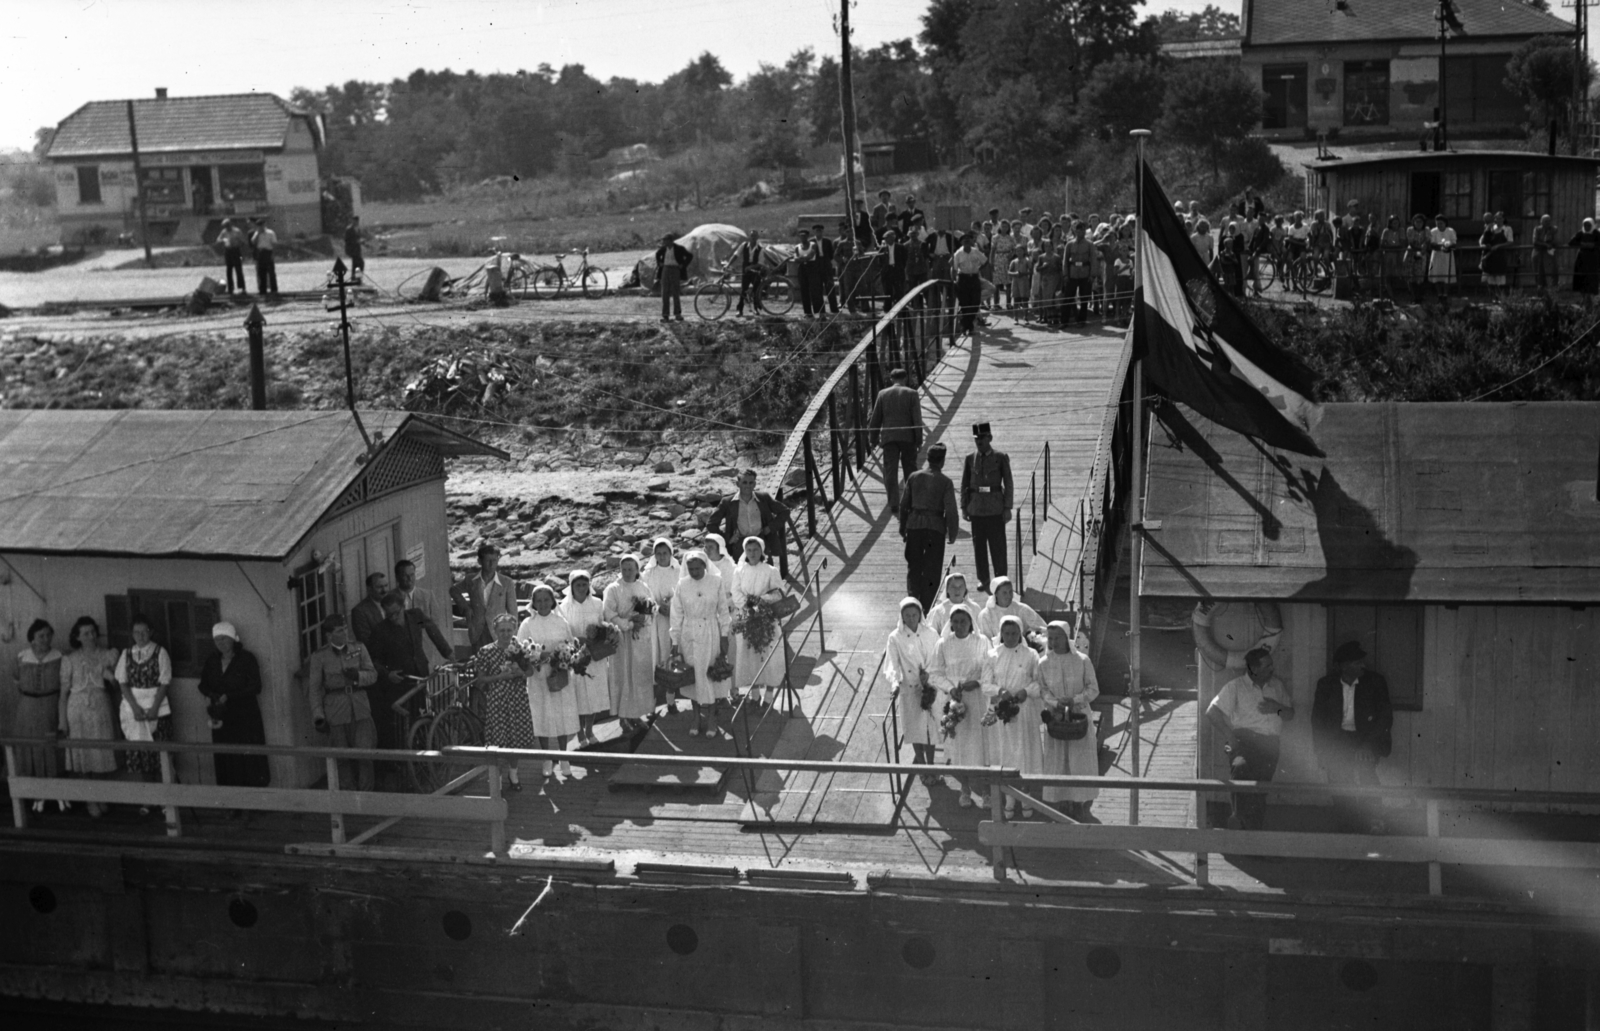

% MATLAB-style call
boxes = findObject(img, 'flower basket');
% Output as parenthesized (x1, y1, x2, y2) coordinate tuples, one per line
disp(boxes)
(706, 654, 734, 683)
(655, 657, 697, 692)
(547, 667, 570, 692)
(585, 622, 620, 662)
(1042, 707, 1089, 741)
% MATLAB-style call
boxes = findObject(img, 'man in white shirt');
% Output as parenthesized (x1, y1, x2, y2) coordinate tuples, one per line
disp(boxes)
(1205, 647, 1295, 830)
(250, 219, 279, 295)
(952, 234, 987, 335)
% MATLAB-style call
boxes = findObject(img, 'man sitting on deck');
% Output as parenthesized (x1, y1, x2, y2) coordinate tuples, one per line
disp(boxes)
(1205, 647, 1294, 832)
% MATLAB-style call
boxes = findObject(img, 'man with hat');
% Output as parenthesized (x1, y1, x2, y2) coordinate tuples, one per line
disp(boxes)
(960, 422, 1013, 592)
(1312, 641, 1394, 830)
(1205, 646, 1295, 831)
(898, 442, 960, 610)
(868, 367, 924, 512)
(306, 612, 378, 792)
(450, 542, 518, 650)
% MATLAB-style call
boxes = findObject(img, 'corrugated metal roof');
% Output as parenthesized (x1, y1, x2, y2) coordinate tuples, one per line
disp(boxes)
(0, 411, 505, 560)
(1246, 0, 1574, 47)
(46, 93, 311, 159)
(1305, 150, 1600, 171)
(1140, 402, 1600, 603)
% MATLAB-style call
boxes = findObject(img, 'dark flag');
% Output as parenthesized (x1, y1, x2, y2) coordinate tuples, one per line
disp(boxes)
(1440, 0, 1466, 35)
(1133, 158, 1324, 457)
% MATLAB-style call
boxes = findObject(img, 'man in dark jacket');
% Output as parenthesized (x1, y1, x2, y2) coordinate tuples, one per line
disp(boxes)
(366, 593, 432, 756)
(898, 443, 959, 610)
(655, 233, 693, 322)
(868, 367, 923, 511)
(879, 228, 908, 312)
(1312, 641, 1394, 832)
(349, 571, 390, 646)
(960, 421, 1013, 592)
(812, 223, 840, 313)
(710, 469, 791, 580)
(343, 216, 365, 283)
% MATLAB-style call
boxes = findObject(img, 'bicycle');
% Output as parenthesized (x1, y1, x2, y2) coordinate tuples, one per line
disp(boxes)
(510, 247, 609, 299)
(1283, 250, 1335, 296)
(394, 664, 484, 793)
(693, 258, 796, 320)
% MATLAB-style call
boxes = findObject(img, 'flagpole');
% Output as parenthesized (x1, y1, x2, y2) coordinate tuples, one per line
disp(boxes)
(1128, 128, 1151, 826)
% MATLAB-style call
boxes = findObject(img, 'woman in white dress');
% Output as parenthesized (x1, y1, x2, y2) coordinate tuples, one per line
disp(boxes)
(928, 571, 983, 638)
(557, 569, 611, 744)
(668, 551, 731, 738)
(1037, 620, 1101, 819)
(987, 615, 1043, 817)
(884, 597, 942, 783)
(516, 583, 579, 779)
(702, 532, 739, 616)
(977, 576, 1045, 642)
(1427, 214, 1457, 296)
(731, 536, 788, 708)
(602, 554, 656, 725)
(930, 607, 992, 807)
(642, 538, 679, 675)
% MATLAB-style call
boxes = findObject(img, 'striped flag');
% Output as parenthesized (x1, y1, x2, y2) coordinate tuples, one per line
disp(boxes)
(1133, 158, 1324, 457)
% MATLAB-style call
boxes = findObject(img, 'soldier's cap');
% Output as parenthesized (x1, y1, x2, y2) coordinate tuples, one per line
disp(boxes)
(321, 613, 346, 632)
(972, 422, 992, 439)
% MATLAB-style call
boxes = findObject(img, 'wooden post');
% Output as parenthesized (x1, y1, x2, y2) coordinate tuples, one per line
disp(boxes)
(990, 781, 1008, 881)
(1196, 850, 1209, 887)
(245, 304, 267, 410)
(5, 746, 26, 828)
(487, 765, 507, 856)
(813, 565, 825, 648)
(1044, 441, 1051, 506)
(802, 431, 820, 538)
(827, 394, 843, 500)
(1427, 799, 1442, 895)
(838, 0, 861, 230)
(1013, 508, 1024, 595)
(327, 757, 346, 845)
(850, 362, 867, 472)
(159, 750, 181, 837)
(125, 100, 153, 267)
(1030, 472, 1038, 556)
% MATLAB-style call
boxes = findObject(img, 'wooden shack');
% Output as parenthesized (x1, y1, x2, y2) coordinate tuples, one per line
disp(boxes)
(1303, 150, 1600, 281)
(1139, 401, 1600, 807)
(0, 411, 505, 789)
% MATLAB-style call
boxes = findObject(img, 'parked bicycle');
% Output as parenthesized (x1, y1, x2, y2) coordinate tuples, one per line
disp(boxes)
(511, 247, 609, 298)
(393, 664, 483, 793)
(693, 258, 795, 320)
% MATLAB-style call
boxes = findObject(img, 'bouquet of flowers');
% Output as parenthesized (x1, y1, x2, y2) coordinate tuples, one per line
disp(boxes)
(917, 668, 938, 711)
(706, 653, 734, 683)
(939, 697, 968, 740)
(732, 597, 781, 653)
(545, 646, 574, 691)
(980, 692, 1022, 727)
(583, 621, 621, 662)
(569, 642, 595, 678)
(629, 596, 657, 638)
(505, 636, 537, 673)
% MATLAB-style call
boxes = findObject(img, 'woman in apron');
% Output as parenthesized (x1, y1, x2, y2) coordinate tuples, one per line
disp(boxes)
(602, 555, 656, 727)
(1037, 621, 1101, 820)
(517, 583, 579, 780)
(930, 607, 991, 807)
(558, 569, 611, 745)
(669, 550, 731, 739)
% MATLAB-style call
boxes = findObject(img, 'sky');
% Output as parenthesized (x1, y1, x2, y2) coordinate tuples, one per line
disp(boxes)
(0, 0, 1243, 151)
(3, 0, 1579, 153)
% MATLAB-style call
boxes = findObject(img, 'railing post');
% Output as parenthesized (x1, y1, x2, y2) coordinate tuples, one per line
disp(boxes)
(326, 757, 346, 845)
(1044, 441, 1051, 506)
(1013, 508, 1024, 595)
(813, 566, 825, 650)
(487, 764, 507, 856)
(827, 394, 844, 500)
(1030, 472, 1038, 556)
(159, 749, 182, 837)
(1427, 799, 1442, 896)
(801, 431, 820, 538)
(990, 779, 1008, 881)
(4, 745, 26, 828)
(850, 362, 867, 472)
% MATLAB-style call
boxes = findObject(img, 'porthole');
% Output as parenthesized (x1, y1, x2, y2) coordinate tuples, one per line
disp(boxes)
(666, 924, 699, 955)
(442, 910, 472, 941)
(1086, 946, 1121, 979)
(227, 897, 258, 928)
(902, 936, 936, 970)
(28, 886, 57, 914)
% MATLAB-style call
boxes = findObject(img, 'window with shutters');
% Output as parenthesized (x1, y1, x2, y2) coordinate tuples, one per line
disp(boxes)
(291, 559, 337, 661)
(1325, 605, 1424, 711)
(104, 589, 221, 679)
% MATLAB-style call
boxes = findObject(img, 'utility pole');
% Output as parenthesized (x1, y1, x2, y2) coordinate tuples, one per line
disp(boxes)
(245, 303, 267, 410)
(1436, 3, 1448, 151)
(838, 0, 861, 238)
(125, 100, 153, 266)
(1574, 0, 1590, 156)
(330, 258, 373, 453)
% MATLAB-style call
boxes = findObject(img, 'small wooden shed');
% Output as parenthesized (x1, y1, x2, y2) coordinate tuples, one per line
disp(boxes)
(0, 410, 505, 788)
(1139, 401, 1600, 805)
(1304, 150, 1600, 262)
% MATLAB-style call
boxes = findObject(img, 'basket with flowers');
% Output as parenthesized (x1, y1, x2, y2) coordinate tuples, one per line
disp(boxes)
(1041, 703, 1089, 740)
(980, 692, 1022, 727)
(505, 636, 537, 673)
(544, 646, 574, 691)
(629, 596, 657, 638)
(656, 651, 697, 692)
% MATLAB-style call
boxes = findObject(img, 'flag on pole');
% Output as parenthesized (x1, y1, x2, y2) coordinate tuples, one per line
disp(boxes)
(1133, 158, 1325, 457)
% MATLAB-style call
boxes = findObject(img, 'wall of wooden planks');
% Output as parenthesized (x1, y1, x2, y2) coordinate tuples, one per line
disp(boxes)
(1195, 602, 1600, 799)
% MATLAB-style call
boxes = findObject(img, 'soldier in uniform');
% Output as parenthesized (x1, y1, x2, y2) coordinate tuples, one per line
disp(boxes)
(960, 422, 1013, 592)
(897, 443, 960, 610)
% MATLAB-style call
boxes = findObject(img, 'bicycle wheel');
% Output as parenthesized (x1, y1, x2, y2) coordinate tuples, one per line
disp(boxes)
(407, 717, 440, 793)
(1302, 258, 1334, 295)
(507, 266, 533, 298)
(695, 280, 733, 321)
(580, 267, 609, 298)
(530, 267, 565, 298)
(760, 274, 796, 316)
(1251, 253, 1278, 293)
(429, 705, 484, 788)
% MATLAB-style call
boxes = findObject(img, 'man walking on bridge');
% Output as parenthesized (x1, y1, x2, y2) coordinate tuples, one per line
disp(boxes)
(960, 422, 1013, 593)
(868, 367, 924, 512)
(898, 443, 959, 611)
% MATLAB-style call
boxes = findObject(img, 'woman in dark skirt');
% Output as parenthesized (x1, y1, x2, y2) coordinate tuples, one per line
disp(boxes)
(1569, 217, 1600, 296)
(196, 621, 269, 789)
(473, 612, 535, 789)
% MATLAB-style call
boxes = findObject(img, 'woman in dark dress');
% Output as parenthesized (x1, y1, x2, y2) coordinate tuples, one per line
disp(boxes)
(1569, 218, 1600, 296)
(196, 621, 269, 789)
